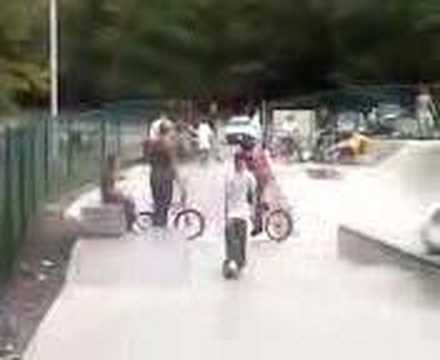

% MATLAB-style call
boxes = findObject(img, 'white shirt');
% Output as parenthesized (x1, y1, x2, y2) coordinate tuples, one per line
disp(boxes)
(226, 169, 256, 219)
(197, 123, 213, 150)
(417, 94, 432, 114)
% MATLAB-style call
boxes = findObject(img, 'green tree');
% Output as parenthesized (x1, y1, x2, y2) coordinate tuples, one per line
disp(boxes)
(0, 0, 49, 114)
(57, 0, 440, 103)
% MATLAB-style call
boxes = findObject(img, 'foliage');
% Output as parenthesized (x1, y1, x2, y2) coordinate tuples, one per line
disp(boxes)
(0, 0, 49, 114)
(3, 0, 440, 110)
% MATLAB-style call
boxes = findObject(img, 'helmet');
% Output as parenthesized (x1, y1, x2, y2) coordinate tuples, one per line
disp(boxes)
(240, 133, 257, 150)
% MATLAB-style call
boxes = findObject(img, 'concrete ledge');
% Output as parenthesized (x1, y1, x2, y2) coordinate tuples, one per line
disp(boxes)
(338, 225, 440, 274)
(78, 205, 127, 238)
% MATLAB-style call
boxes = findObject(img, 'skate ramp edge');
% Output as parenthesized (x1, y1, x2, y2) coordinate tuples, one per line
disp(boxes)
(338, 225, 440, 272)
(338, 141, 440, 271)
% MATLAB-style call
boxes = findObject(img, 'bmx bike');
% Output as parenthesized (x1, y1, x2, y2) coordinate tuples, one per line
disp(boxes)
(136, 201, 205, 240)
(260, 203, 293, 242)
(119, 167, 206, 241)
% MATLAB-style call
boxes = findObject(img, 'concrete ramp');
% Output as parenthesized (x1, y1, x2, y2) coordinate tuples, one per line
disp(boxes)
(339, 141, 440, 269)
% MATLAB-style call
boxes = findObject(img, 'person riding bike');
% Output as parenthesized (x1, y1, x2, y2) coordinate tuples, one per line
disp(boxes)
(237, 134, 275, 236)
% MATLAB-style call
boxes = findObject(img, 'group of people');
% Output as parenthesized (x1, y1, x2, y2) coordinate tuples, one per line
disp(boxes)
(315, 84, 439, 162)
(99, 110, 274, 240)
(149, 112, 220, 163)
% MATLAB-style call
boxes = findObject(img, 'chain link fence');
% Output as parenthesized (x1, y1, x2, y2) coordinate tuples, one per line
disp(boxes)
(0, 118, 49, 278)
(0, 99, 167, 279)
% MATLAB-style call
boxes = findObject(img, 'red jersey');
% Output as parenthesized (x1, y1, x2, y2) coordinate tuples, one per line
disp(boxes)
(240, 146, 273, 187)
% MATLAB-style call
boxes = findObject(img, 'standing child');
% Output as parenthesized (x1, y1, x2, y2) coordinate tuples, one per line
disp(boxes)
(225, 152, 256, 269)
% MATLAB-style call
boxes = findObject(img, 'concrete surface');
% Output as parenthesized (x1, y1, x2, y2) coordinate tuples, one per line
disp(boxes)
(339, 141, 440, 268)
(24, 150, 440, 360)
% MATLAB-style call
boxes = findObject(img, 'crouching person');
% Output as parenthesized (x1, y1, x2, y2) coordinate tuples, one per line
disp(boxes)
(101, 154, 136, 231)
(225, 153, 256, 269)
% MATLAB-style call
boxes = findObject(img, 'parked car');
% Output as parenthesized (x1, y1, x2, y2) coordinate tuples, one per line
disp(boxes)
(224, 114, 262, 145)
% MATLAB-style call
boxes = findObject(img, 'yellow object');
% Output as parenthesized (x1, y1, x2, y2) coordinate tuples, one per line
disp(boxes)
(337, 132, 373, 158)
(348, 133, 373, 157)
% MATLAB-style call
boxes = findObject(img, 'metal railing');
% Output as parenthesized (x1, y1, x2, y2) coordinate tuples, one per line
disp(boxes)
(0, 99, 164, 279)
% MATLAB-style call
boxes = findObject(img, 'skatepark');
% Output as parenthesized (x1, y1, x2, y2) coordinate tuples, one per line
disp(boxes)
(23, 141, 440, 360)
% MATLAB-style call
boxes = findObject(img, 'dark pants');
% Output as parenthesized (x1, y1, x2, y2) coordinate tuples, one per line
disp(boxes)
(225, 218, 247, 267)
(253, 183, 265, 233)
(150, 174, 174, 227)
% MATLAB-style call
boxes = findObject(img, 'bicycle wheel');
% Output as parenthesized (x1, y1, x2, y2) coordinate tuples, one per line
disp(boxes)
(265, 208, 293, 242)
(173, 208, 205, 240)
(136, 211, 154, 231)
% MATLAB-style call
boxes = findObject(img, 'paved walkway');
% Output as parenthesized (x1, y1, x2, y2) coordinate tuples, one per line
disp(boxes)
(24, 159, 440, 360)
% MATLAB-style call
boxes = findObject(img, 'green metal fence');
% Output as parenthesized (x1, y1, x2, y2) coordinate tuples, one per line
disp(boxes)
(51, 100, 164, 196)
(0, 99, 165, 279)
(0, 118, 49, 279)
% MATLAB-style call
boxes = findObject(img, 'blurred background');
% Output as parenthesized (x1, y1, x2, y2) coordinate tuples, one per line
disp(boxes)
(2, 0, 440, 111)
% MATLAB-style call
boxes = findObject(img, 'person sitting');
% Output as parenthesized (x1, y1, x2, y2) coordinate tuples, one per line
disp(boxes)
(327, 130, 373, 161)
(101, 154, 136, 231)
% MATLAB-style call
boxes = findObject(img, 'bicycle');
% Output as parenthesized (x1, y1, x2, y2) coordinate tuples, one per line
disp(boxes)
(135, 201, 205, 240)
(260, 202, 293, 242)
(257, 181, 294, 242)
(119, 167, 206, 240)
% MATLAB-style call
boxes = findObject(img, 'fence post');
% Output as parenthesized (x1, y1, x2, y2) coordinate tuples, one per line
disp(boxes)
(18, 129, 27, 235)
(30, 123, 38, 212)
(2, 127, 14, 276)
(66, 117, 74, 180)
(44, 117, 50, 196)
(117, 117, 122, 156)
(101, 116, 107, 162)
